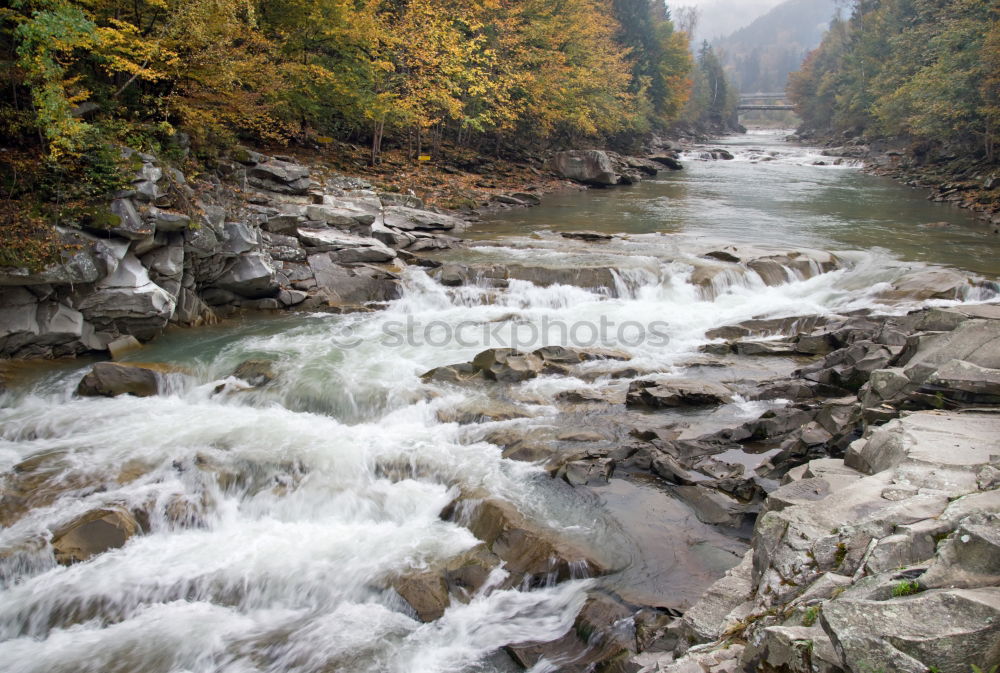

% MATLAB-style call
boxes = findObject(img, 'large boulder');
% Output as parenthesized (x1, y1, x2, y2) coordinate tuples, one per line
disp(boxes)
(247, 159, 312, 194)
(822, 588, 1000, 673)
(670, 551, 754, 649)
(295, 228, 395, 263)
(626, 379, 733, 408)
(51, 507, 140, 564)
(456, 497, 610, 584)
(549, 150, 619, 186)
(105, 198, 154, 240)
(648, 154, 684, 170)
(391, 572, 451, 622)
(845, 410, 1000, 480)
(307, 253, 400, 304)
(77, 253, 176, 339)
(222, 222, 260, 255)
(0, 288, 102, 358)
(883, 267, 985, 301)
(305, 204, 376, 229)
(920, 514, 1000, 590)
(212, 253, 278, 299)
(906, 319, 1000, 383)
(147, 206, 191, 232)
(76, 362, 162, 397)
(471, 348, 544, 383)
(382, 205, 462, 232)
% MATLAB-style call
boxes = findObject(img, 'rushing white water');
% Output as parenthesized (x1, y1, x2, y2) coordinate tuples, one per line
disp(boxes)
(1, 132, 999, 673)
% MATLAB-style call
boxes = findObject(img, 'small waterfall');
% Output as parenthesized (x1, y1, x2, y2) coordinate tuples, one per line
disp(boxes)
(2, 129, 998, 673)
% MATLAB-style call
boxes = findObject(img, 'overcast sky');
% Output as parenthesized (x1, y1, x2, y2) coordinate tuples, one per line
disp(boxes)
(672, 0, 789, 42)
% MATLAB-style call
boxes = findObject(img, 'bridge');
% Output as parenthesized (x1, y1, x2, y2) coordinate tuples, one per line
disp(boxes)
(737, 92, 794, 112)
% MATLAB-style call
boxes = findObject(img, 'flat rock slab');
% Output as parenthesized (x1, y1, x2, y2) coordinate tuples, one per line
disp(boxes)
(822, 587, 1000, 673)
(847, 410, 1000, 475)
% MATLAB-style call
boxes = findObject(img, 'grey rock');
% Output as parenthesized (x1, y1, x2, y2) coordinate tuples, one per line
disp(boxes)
(307, 254, 399, 304)
(747, 625, 841, 673)
(77, 254, 176, 339)
(549, 150, 618, 186)
(172, 288, 215, 326)
(223, 222, 260, 255)
(107, 335, 142, 360)
(765, 476, 861, 513)
(212, 253, 278, 299)
(904, 319, 1000, 383)
(471, 348, 544, 383)
(0, 287, 41, 355)
(884, 267, 983, 301)
(147, 207, 191, 232)
(0, 228, 127, 286)
(382, 205, 462, 231)
(305, 204, 376, 228)
(108, 198, 154, 240)
(845, 411, 1000, 477)
(924, 359, 1000, 401)
(140, 242, 184, 278)
(77, 362, 161, 397)
(249, 160, 310, 184)
(277, 289, 308, 307)
(671, 552, 753, 648)
(921, 515, 1000, 589)
(626, 379, 733, 408)
(296, 228, 395, 262)
(822, 588, 1000, 673)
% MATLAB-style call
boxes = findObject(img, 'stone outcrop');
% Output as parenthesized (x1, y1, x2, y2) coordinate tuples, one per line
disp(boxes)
(0, 147, 467, 359)
(548, 149, 677, 187)
(637, 407, 1000, 673)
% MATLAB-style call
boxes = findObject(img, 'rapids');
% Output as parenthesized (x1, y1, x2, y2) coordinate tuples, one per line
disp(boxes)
(0, 131, 997, 673)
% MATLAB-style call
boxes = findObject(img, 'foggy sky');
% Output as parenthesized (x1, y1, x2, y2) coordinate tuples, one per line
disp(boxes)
(673, 0, 789, 42)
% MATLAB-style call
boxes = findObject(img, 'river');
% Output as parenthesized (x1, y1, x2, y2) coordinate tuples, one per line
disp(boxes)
(0, 130, 997, 673)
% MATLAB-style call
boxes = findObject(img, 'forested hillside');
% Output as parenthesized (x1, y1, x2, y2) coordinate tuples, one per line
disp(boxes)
(1, 0, 694, 170)
(788, 0, 999, 160)
(714, 0, 836, 93)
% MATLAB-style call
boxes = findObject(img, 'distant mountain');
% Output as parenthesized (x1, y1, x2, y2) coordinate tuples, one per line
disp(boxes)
(686, 0, 788, 44)
(712, 0, 839, 93)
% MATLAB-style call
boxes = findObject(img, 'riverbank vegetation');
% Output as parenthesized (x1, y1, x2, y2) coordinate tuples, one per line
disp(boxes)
(1, 0, 749, 266)
(2, 0, 701, 169)
(788, 0, 1000, 162)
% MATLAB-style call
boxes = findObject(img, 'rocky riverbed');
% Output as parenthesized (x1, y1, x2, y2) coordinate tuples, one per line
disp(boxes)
(1, 134, 999, 673)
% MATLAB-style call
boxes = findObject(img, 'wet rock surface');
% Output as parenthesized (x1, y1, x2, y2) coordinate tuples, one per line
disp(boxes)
(0, 149, 467, 359)
(3, 141, 1000, 673)
(626, 305, 1000, 673)
(410, 299, 1000, 672)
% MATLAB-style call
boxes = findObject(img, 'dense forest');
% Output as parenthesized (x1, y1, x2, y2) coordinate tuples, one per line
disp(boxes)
(1, 0, 704, 171)
(1, 0, 749, 269)
(788, 0, 1000, 160)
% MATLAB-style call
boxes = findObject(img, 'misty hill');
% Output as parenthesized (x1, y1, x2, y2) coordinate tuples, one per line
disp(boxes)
(713, 0, 839, 93)
(688, 0, 787, 44)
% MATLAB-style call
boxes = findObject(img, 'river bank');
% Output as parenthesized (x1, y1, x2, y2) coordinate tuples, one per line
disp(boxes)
(790, 131, 1000, 229)
(1, 132, 999, 673)
(0, 137, 687, 363)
